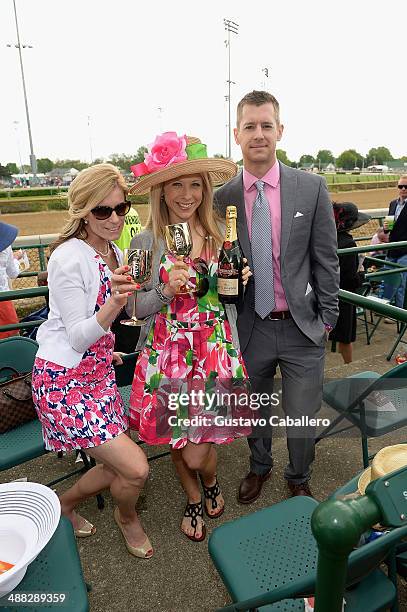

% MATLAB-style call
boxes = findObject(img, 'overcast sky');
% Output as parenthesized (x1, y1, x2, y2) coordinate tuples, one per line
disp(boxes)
(1, 0, 406, 168)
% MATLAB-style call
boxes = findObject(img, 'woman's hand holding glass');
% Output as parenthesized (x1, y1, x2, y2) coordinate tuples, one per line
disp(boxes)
(95, 264, 137, 332)
(110, 264, 138, 308)
(165, 260, 191, 297)
(119, 249, 152, 326)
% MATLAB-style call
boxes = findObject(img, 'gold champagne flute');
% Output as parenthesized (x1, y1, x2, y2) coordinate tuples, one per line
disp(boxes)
(164, 222, 193, 294)
(120, 248, 153, 326)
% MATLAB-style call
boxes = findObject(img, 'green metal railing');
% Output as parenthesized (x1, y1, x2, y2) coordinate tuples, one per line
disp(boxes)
(12, 242, 48, 271)
(338, 239, 407, 256)
(2, 239, 407, 335)
(313, 466, 407, 611)
(0, 287, 48, 333)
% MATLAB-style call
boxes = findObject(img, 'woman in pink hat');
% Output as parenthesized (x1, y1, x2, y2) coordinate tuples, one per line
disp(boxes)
(126, 132, 252, 542)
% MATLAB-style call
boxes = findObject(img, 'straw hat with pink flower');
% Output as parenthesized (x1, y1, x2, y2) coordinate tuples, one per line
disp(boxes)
(128, 132, 237, 195)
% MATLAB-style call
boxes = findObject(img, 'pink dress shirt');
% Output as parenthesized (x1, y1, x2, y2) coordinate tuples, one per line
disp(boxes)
(243, 162, 288, 312)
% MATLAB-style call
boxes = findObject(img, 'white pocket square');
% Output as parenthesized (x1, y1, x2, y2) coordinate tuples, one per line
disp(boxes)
(294, 211, 303, 218)
(305, 283, 312, 296)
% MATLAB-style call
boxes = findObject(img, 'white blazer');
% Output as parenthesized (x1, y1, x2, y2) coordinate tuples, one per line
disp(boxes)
(36, 238, 122, 368)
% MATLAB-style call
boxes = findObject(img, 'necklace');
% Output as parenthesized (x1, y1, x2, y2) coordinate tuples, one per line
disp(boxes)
(84, 239, 110, 257)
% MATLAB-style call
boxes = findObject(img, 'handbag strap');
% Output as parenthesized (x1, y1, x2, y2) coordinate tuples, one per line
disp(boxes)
(0, 366, 20, 377)
(2, 388, 33, 402)
(0, 371, 32, 402)
(2, 372, 32, 402)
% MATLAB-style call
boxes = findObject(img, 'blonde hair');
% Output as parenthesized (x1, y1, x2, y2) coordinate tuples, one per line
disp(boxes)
(51, 163, 128, 252)
(146, 173, 223, 252)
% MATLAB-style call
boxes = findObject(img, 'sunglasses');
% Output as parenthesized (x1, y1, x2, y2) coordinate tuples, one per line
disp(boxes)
(91, 201, 131, 220)
(191, 257, 209, 276)
(191, 257, 209, 297)
(398, 185, 407, 190)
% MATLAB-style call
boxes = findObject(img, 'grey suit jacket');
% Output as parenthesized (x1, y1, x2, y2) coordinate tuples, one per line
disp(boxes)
(214, 162, 339, 351)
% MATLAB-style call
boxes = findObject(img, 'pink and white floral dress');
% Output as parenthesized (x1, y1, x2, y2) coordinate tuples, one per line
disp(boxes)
(32, 258, 128, 452)
(129, 252, 252, 449)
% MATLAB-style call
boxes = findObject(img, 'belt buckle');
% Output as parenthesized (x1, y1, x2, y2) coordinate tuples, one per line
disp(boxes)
(267, 311, 289, 320)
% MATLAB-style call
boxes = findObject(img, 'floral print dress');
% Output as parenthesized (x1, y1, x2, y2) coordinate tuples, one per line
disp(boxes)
(129, 249, 252, 449)
(32, 258, 128, 452)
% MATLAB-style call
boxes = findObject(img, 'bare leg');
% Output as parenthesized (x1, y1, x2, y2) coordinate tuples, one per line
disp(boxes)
(171, 448, 203, 538)
(183, 443, 224, 517)
(172, 442, 224, 533)
(61, 432, 149, 548)
(59, 462, 115, 531)
(338, 342, 353, 364)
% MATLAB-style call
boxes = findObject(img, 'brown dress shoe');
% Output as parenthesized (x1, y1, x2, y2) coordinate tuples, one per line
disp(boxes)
(287, 481, 314, 498)
(238, 470, 272, 504)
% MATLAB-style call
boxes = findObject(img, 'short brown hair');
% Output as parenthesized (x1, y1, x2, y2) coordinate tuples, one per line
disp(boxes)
(236, 90, 280, 127)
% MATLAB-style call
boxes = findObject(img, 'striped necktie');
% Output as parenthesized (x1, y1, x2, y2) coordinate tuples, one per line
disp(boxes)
(251, 180, 275, 318)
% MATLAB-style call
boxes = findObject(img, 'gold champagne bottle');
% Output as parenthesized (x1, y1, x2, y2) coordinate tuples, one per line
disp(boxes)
(217, 206, 243, 304)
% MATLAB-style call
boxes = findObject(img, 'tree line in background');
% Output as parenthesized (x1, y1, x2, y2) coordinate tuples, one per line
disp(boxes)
(275, 147, 407, 170)
(1, 145, 407, 178)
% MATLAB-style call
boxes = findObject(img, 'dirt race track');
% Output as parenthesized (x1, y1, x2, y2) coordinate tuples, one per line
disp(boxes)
(2, 187, 395, 237)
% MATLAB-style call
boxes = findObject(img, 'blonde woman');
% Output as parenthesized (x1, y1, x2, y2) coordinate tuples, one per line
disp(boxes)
(32, 164, 153, 558)
(127, 133, 252, 542)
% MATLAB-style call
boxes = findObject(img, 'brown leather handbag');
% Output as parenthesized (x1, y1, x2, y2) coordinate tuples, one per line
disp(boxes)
(0, 367, 38, 434)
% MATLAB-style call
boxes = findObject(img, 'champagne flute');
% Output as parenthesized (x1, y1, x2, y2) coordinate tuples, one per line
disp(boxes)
(120, 248, 152, 326)
(164, 222, 193, 294)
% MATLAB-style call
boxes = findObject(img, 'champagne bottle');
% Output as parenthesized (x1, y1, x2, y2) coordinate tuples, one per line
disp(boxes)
(217, 205, 243, 304)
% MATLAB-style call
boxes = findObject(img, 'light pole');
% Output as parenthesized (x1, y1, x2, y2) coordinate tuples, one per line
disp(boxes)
(224, 19, 239, 159)
(13, 121, 23, 174)
(7, 0, 37, 182)
(225, 96, 229, 157)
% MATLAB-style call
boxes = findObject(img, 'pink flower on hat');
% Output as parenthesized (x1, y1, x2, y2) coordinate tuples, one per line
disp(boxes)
(131, 132, 187, 177)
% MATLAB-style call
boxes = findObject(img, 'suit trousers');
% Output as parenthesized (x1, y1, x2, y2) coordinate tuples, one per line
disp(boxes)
(243, 315, 325, 483)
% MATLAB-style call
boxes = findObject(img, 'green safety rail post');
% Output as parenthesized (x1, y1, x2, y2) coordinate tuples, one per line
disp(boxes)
(366, 267, 407, 279)
(18, 271, 39, 278)
(337, 240, 407, 256)
(0, 287, 48, 333)
(339, 289, 407, 322)
(312, 466, 407, 612)
(0, 287, 48, 302)
(38, 244, 47, 270)
(363, 256, 406, 268)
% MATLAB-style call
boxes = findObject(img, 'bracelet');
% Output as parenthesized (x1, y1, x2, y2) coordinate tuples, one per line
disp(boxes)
(155, 282, 174, 304)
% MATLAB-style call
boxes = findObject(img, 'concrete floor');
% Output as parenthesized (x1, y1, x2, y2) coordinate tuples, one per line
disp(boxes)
(2, 319, 407, 612)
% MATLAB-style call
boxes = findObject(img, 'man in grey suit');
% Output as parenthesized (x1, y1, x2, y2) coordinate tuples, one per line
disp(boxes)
(215, 91, 339, 502)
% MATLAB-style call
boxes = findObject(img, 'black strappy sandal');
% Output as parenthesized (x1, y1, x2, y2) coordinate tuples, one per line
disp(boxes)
(200, 476, 225, 519)
(182, 500, 206, 542)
